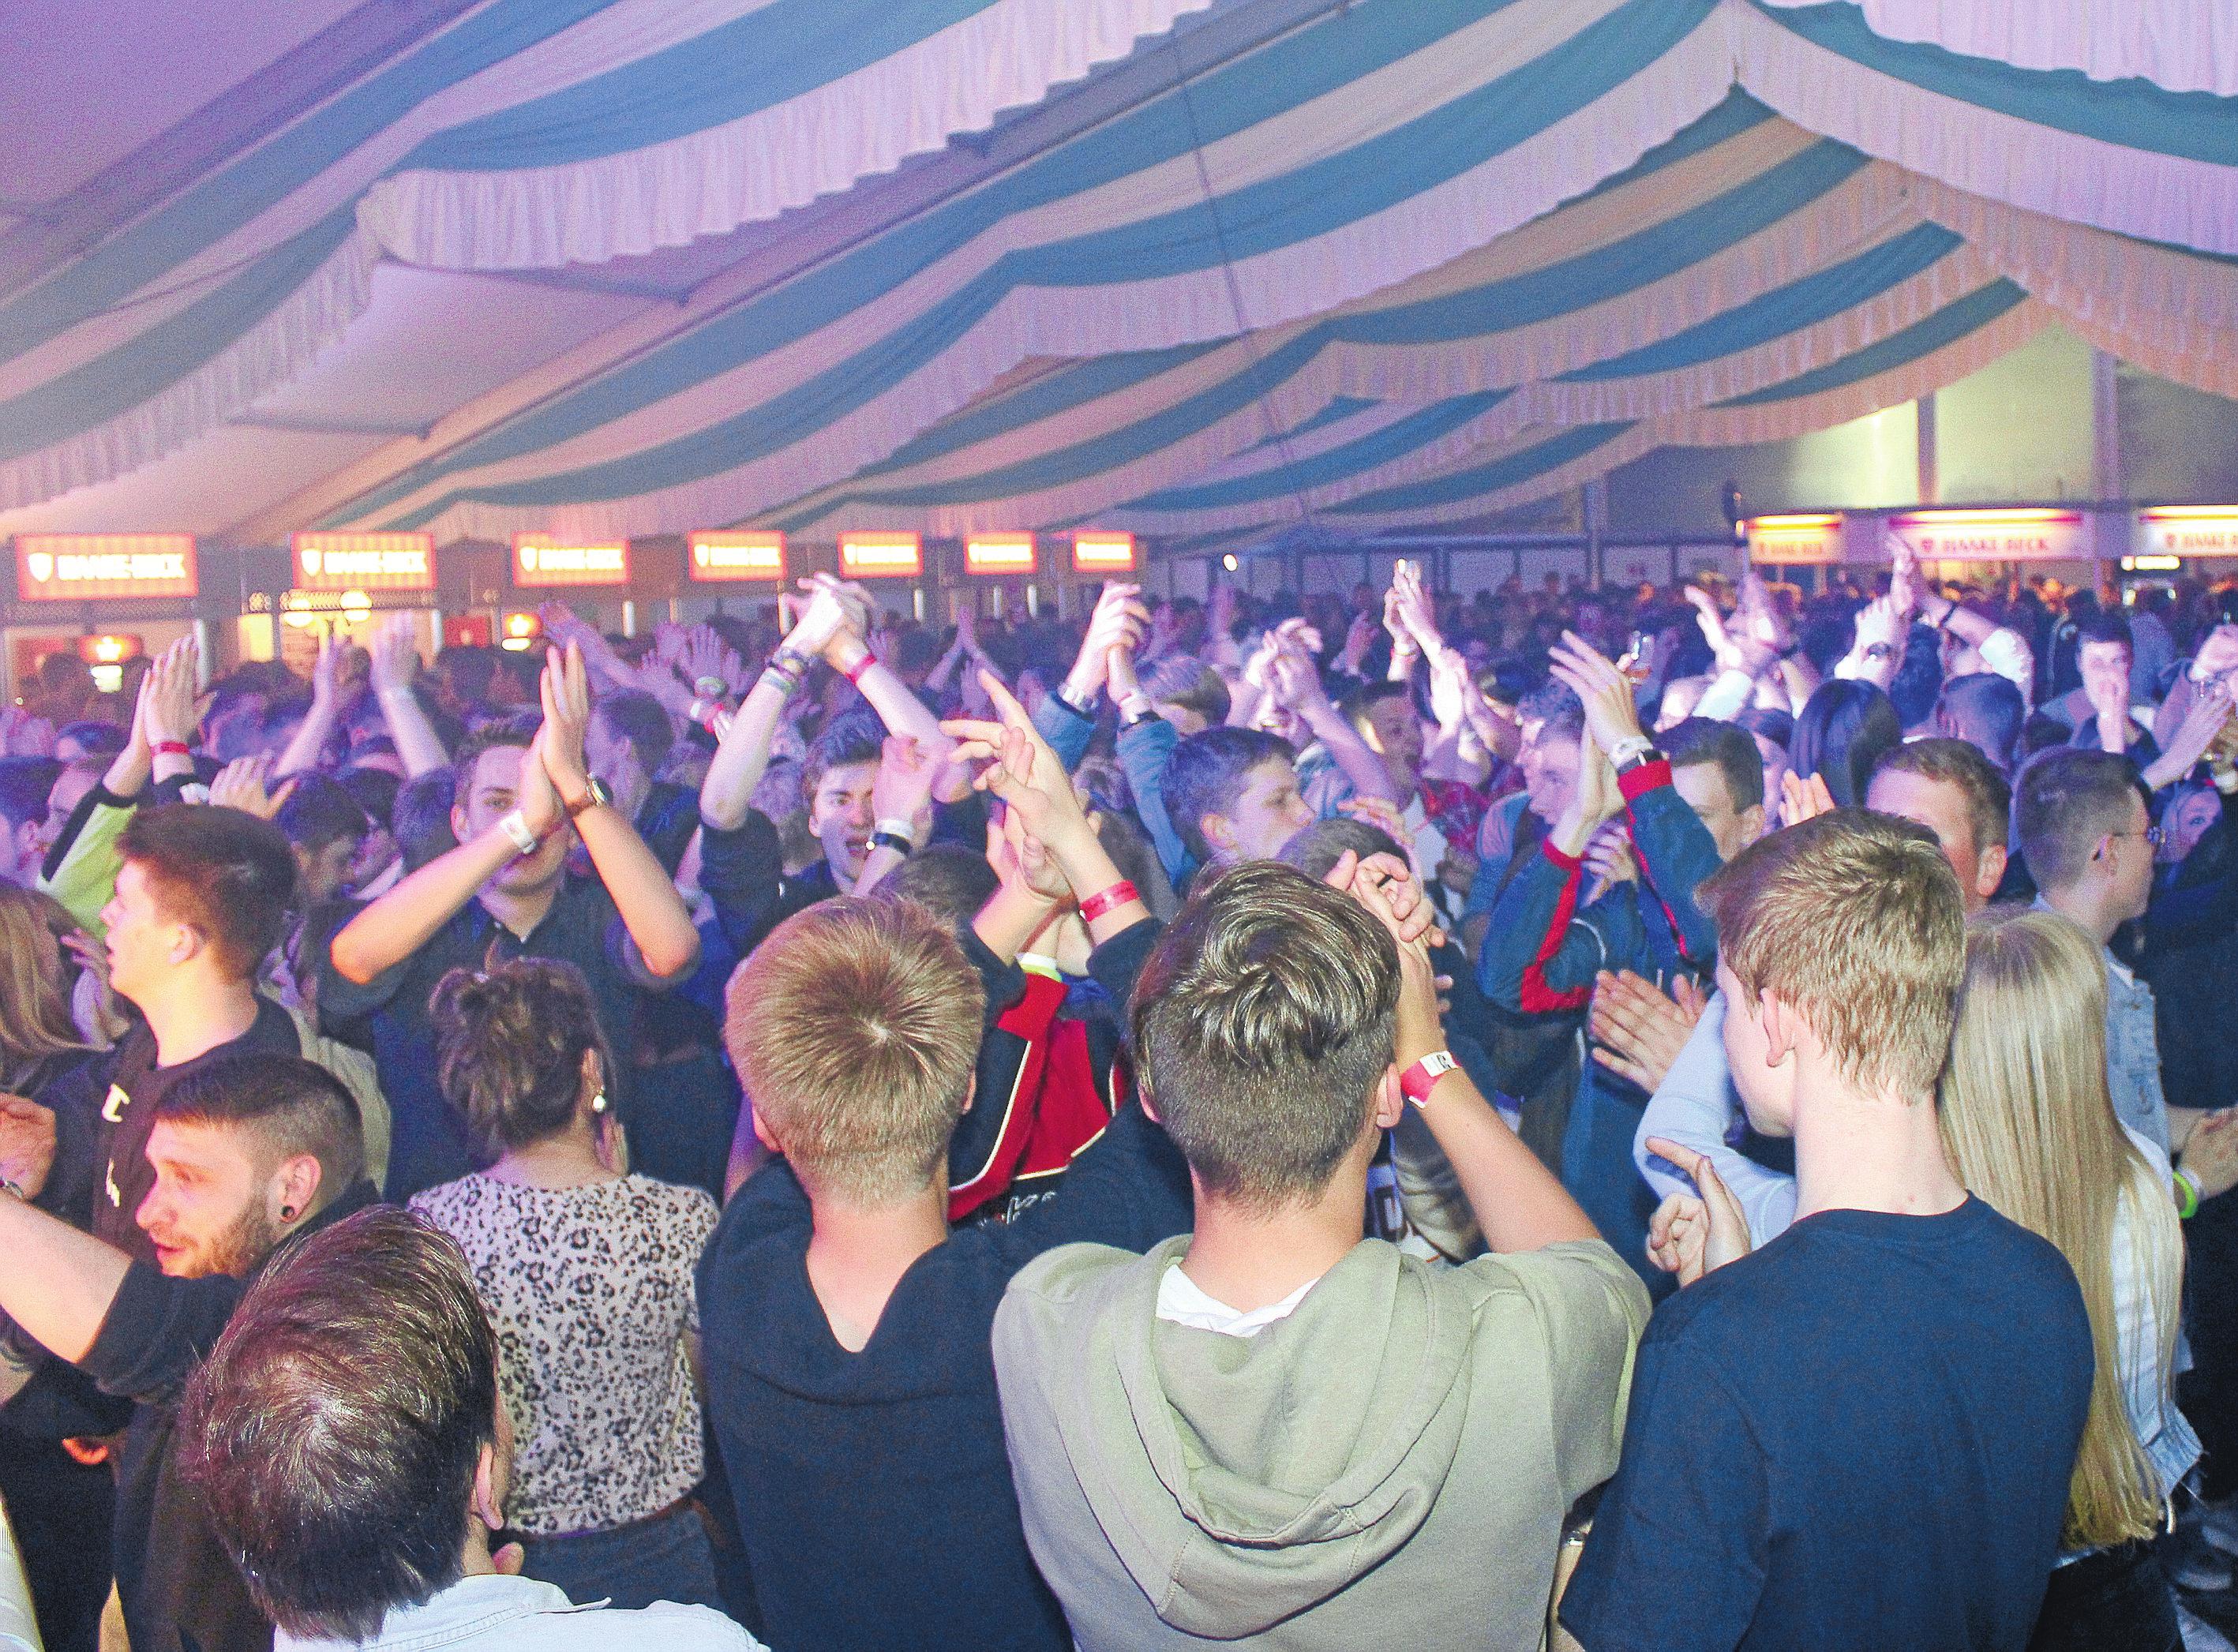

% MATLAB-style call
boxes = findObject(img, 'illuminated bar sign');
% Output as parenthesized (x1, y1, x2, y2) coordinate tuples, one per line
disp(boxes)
(1745, 513, 1843, 565)
(1887, 508, 2086, 562)
(688, 530, 786, 583)
(838, 530, 923, 579)
(16, 533, 198, 600)
(2136, 505, 2238, 558)
(1072, 530, 1138, 574)
(292, 530, 435, 592)
(512, 534, 629, 587)
(965, 532, 1037, 575)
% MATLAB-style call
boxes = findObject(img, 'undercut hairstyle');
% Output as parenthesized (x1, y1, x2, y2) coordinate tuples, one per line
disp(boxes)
(392, 769, 458, 872)
(1788, 679, 1902, 807)
(448, 711, 541, 804)
(118, 804, 297, 980)
(0, 756, 60, 834)
(178, 1209, 499, 1642)
(1662, 717, 1764, 812)
(152, 1053, 365, 1196)
(2075, 610, 2135, 654)
(55, 720, 126, 760)
(725, 897, 985, 1205)
(430, 960, 609, 1157)
(2014, 747, 2149, 893)
(1131, 862, 1400, 1209)
(876, 843, 1001, 928)
(802, 710, 885, 804)
(1936, 672, 2026, 774)
(1274, 816, 1408, 882)
(594, 688, 675, 778)
(1161, 727, 1295, 863)
(1872, 737, 2012, 863)
(1696, 809, 1964, 1100)
(274, 773, 371, 856)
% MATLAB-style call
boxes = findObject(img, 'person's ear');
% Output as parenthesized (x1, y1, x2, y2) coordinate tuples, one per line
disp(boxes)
(579, 1047, 604, 1109)
(1736, 802, 1766, 850)
(450, 801, 471, 842)
(470, 1441, 504, 1532)
(1134, 1068, 1160, 1126)
(751, 1108, 781, 1154)
(270, 1153, 324, 1229)
(1373, 1067, 1406, 1131)
(168, 921, 204, 968)
(958, 1073, 977, 1118)
(1201, 811, 1239, 860)
(1974, 841, 2009, 902)
(1758, 987, 1801, 1069)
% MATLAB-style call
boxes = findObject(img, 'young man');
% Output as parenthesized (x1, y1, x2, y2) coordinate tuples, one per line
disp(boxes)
(177, 1208, 759, 1652)
(1161, 728, 1314, 873)
(1866, 737, 2011, 909)
(2064, 611, 2161, 766)
(0, 1055, 376, 1652)
(586, 687, 699, 875)
(324, 642, 699, 1198)
(1562, 810, 2094, 1652)
(697, 693, 1192, 1652)
(992, 861, 1646, 1649)
(0, 759, 59, 887)
(1935, 672, 2027, 776)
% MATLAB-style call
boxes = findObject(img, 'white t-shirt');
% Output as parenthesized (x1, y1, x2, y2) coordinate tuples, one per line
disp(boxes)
(1155, 1261, 1320, 1339)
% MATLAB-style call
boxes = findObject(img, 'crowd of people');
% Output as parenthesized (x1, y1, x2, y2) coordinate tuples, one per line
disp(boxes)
(0, 542, 2232, 1652)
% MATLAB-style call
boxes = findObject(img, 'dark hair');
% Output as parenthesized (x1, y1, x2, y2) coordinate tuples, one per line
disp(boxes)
(35, 653, 92, 694)
(1339, 679, 1412, 736)
(448, 711, 541, 804)
(0, 756, 60, 834)
(339, 765, 402, 831)
(1887, 627, 1944, 728)
(1934, 672, 2026, 774)
(392, 769, 458, 871)
(1161, 728, 1295, 863)
(261, 695, 313, 736)
(1735, 705, 1792, 753)
(154, 1053, 364, 1195)
(1141, 659, 1231, 726)
(178, 1209, 498, 1641)
(803, 710, 885, 804)
(594, 689, 674, 777)
(1131, 862, 1398, 1208)
(118, 805, 296, 978)
(430, 959, 607, 1156)
(436, 646, 500, 706)
(877, 843, 1000, 927)
(1871, 737, 2013, 862)
(1789, 680, 1902, 807)
(55, 720, 126, 759)
(2013, 747, 2148, 891)
(274, 773, 370, 856)
(1274, 816, 1407, 882)
(1662, 717, 1765, 812)
(1517, 680, 1584, 743)
(2075, 611, 2135, 654)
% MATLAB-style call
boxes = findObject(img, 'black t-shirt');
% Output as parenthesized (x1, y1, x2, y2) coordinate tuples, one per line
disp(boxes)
(1561, 1197, 2092, 1652)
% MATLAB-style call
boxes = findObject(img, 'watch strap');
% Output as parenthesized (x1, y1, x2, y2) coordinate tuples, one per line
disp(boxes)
(564, 777, 611, 819)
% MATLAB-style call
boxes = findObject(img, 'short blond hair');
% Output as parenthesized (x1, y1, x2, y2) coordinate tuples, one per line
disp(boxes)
(724, 897, 985, 1205)
(1698, 808, 1964, 1099)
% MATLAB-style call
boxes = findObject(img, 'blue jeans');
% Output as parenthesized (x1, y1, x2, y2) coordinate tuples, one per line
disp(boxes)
(517, 1501, 724, 1613)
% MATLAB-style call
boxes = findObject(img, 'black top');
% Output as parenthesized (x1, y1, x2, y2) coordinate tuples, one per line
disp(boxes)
(697, 920, 1188, 1652)
(1561, 1196, 2094, 1652)
(317, 876, 664, 1199)
(635, 780, 701, 876)
(77, 1179, 381, 1652)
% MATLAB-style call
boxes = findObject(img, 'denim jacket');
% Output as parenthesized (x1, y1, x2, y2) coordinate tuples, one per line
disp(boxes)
(276, 1575, 761, 1652)
(2101, 953, 2174, 1161)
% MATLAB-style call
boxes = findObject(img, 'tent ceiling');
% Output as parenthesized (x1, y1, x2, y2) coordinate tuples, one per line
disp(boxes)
(1, 0, 2232, 557)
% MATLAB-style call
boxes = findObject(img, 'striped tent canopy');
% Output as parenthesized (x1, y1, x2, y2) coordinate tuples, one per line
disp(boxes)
(4, 0, 2234, 549)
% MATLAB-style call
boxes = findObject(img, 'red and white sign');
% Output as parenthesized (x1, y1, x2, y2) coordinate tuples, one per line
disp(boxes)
(965, 533, 1037, 575)
(292, 530, 436, 592)
(838, 530, 923, 579)
(1887, 508, 2086, 563)
(1072, 530, 1137, 574)
(688, 530, 786, 583)
(2136, 506, 2238, 558)
(16, 533, 198, 600)
(1745, 514, 1843, 566)
(512, 534, 629, 587)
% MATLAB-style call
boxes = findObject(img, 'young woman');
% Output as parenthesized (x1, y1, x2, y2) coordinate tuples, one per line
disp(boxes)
(1940, 908, 2195, 1652)
(0, 887, 103, 1090)
(408, 959, 720, 1612)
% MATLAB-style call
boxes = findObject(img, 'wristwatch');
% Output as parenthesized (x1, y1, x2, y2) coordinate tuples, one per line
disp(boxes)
(564, 777, 613, 819)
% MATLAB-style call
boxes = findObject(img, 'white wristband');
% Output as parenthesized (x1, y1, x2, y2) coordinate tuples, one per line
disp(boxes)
(874, 816, 920, 848)
(497, 809, 539, 856)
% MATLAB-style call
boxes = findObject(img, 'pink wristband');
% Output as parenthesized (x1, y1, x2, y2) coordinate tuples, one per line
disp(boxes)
(1078, 880, 1140, 923)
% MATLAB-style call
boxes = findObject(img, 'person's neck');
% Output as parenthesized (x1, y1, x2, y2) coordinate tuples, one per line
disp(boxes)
(135, 974, 260, 1066)
(1792, 1077, 1966, 1222)
(1179, 1166, 1366, 1314)
(2037, 878, 2117, 947)
(804, 1184, 950, 1352)
(475, 875, 560, 939)
(484, 1123, 613, 1190)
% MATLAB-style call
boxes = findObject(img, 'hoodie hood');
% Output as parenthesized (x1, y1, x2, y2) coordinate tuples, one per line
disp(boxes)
(1036, 1236, 1485, 1639)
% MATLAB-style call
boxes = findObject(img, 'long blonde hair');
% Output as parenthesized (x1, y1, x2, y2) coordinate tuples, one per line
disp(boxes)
(1940, 908, 2182, 1551)
(0, 886, 92, 1081)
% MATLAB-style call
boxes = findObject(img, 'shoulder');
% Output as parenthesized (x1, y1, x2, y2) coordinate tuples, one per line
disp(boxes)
(541, 1602, 765, 1650)
(629, 1176, 720, 1238)
(999, 1240, 1164, 1335)
(1456, 1239, 1651, 1336)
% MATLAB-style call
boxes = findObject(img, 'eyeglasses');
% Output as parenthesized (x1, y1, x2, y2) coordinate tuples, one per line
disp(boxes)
(2107, 825, 2165, 849)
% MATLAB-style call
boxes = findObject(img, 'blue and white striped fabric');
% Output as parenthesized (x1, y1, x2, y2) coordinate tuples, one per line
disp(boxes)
(5, 0, 2236, 541)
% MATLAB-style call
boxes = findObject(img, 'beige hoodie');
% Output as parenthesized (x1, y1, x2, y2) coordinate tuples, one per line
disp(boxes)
(994, 1234, 1647, 1651)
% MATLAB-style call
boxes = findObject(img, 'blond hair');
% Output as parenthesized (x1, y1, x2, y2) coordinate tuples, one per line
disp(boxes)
(1940, 908, 2181, 1550)
(724, 896, 984, 1206)
(0, 886, 91, 1083)
(1696, 809, 1964, 1099)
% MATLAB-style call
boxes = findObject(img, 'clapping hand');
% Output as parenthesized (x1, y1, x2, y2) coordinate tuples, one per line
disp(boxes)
(1591, 970, 1708, 1093)
(1779, 769, 1836, 826)
(1548, 631, 1644, 755)
(208, 755, 298, 819)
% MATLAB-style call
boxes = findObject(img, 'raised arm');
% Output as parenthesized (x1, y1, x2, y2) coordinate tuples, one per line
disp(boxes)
(273, 633, 347, 779)
(699, 583, 854, 830)
(817, 577, 951, 758)
(367, 616, 450, 778)
(1269, 639, 1403, 804)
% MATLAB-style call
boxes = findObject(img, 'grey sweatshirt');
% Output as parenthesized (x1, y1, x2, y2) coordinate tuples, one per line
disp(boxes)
(993, 1234, 1648, 1650)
